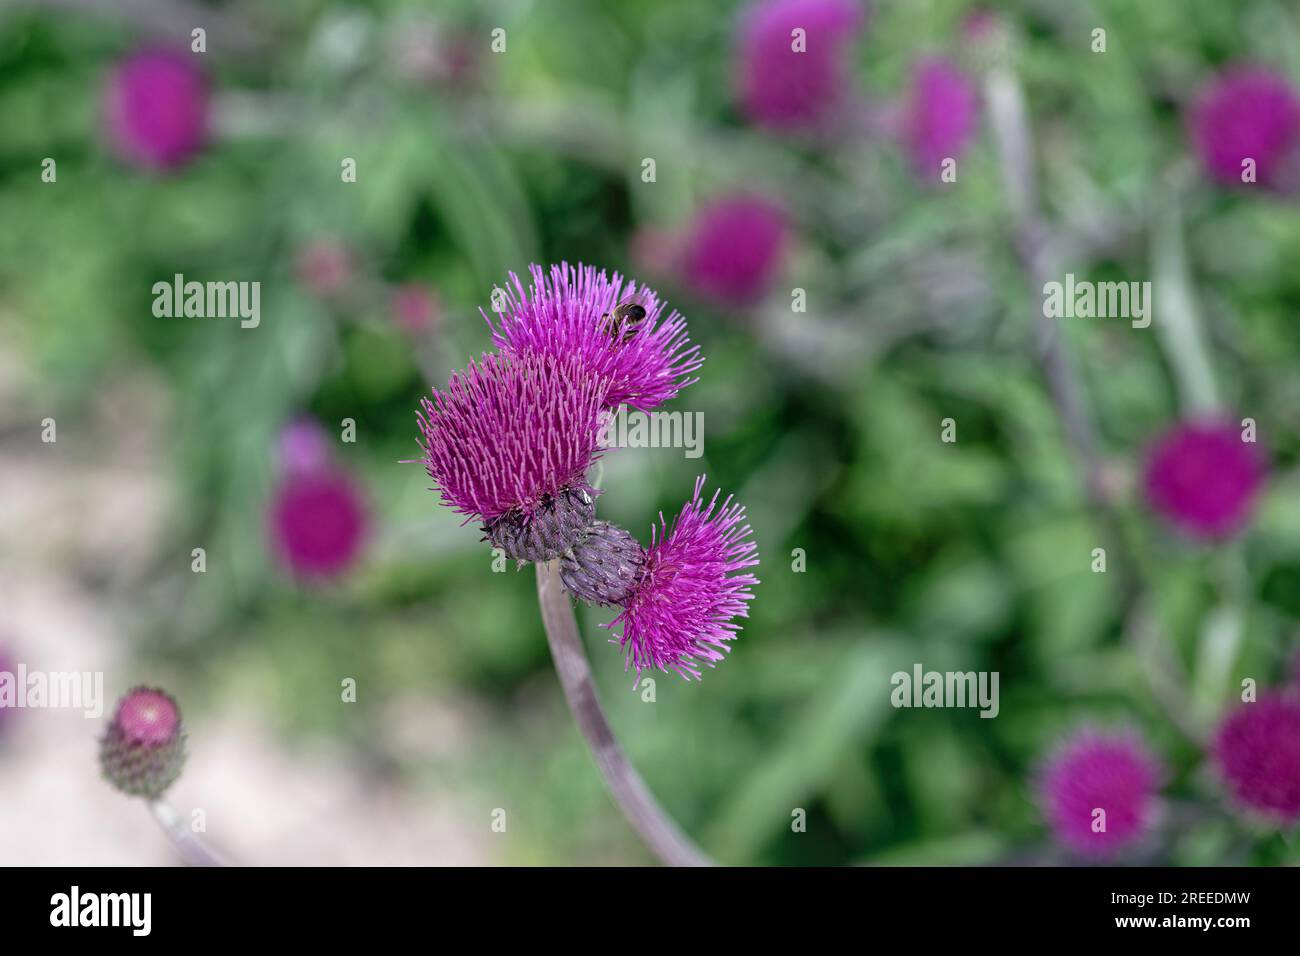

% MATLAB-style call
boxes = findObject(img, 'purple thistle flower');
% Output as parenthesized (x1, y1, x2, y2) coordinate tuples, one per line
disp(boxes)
(1036, 728, 1163, 858)
(487, 263, 702, 412)
(104, 48, 210, 172)
(277, 418, 333, 476)
(608, 476, 759, 681)
(100, 687, 187, 798)
(1213, 693, 1300, 824)
(735, 0, 867, 133)
(1142, 418, 1267, 541)
(417, 351, 609, 560)
(1189, 66, 1300, 189)
(902, 57, 979, 178)
(267, 469, 369, 581)
(680, 195, 788, 308)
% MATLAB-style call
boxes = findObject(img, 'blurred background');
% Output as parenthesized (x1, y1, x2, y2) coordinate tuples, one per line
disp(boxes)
(1, 0, 1299, 866)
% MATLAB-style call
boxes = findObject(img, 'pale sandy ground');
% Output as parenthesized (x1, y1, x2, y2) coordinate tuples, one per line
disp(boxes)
(0, 355, 494, 866)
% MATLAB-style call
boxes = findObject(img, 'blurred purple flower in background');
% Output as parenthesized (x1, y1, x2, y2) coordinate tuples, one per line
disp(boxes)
(1142, 418, 1266, 540)
(680, 195, 787, 308)
(902, 56, 978, 178)
(295, 239, 355, 300)
(1036, 728, 1163, 858)
(103, 48, 209, 172)
(268, 422, 369, 581)
(1214, 693, 1300, 824)
(735, 0, 866, 133)
(1189, 66, 1300, 189)
(277, 418, 333, 476)
(488, 263, 701, 411)
(391, 283, 440, 334)
(609, 476, 759, 681)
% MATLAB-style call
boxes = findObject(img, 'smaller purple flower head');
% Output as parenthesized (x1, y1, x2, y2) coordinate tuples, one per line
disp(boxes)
(488, 263, 702, 412)
(609, 476, 759, 681)
(1036, 728, 1163, 858)
(104, 48, 209, 172)
(100, 687, 186, 798)
(295, 239, 355, 300)
(680, 195, 788, 308)
(1142, 418, 1267, 540)
(1213, 693, 1300, 824)
(392, 283, 439, 334)
(902, 57, 979, 178)
(277, 418, 333, 476)
(267, 469, 369, 581)
(735, 0, 867, 133)
(1189, 66, 1300, 189)
(417, 351, 607, 561)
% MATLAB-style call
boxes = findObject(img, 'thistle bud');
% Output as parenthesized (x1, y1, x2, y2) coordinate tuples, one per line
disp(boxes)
(560, 520, 645, 606)
(100, 687, 186, 799)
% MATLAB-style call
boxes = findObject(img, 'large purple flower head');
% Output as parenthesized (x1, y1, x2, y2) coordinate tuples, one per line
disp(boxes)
(680, 195, 788, 308)
(488, 263, 701, 412)
(902, 57, 979, 178)
(104, 48, 210, 172)
(1213, 693, 1300, 824)
(417, 351, 607, 561)
(1189, 66, 1300, 189)
(1142, 418, 1266, 540)
(735, 0, 867, 132)
(1036, 728, 1163, 858)
(608, 476, 759, 681)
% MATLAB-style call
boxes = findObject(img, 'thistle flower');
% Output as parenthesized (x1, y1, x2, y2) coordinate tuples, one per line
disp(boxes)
(100, 687, 186, 799)
(735, 0, 867, 133)
(1189, 66, 1300, 189)
(680, 195, 787, 308)
(1213, 693, 1300, 824)
(277, 418, 333, 476)
(295, 239, 355, 299)
(417, 350, 607, 561)
(267, 469, 369, 581)
(392, 283, 439, 334)
(1142, 418, 1266, 540)
(902, 57, 978, 178)
(487, 263, 702, 411)
(104, 48, 209, 172)
(608, 477, 759, 681)
(1036, 728, 1163, 858)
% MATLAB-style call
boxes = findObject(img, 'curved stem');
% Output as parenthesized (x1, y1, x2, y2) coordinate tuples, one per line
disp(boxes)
(535, 560, 714, 867)
(147, 798, 226, 867)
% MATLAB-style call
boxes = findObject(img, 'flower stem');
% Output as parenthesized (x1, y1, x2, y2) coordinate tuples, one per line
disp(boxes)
(535, 559, 714, 866)
(147, 798, 225, 867)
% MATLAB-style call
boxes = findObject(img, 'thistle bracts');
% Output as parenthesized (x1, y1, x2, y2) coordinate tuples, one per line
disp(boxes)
(100, 687, 186, 799)
(559, 520, 645, 606)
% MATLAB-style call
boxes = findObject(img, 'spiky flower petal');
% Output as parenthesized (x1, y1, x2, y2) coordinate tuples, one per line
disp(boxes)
(487, 263, 702, 411)
(100, 687, 186, 799)
(1036, 728, 1163, 858)
(417, 350, 606, 525)
(609, 477, 759, 680)
(1213, 693, 1300, 824)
